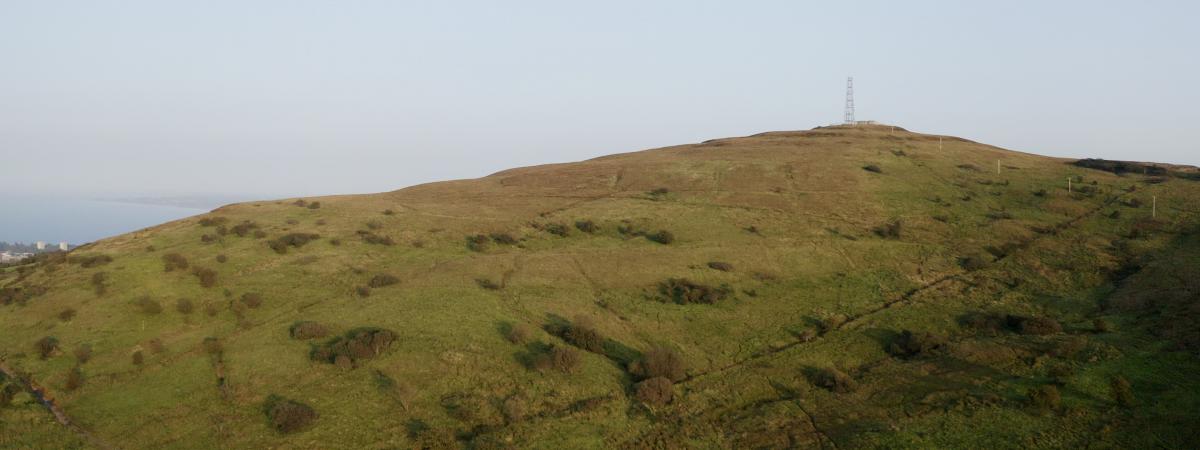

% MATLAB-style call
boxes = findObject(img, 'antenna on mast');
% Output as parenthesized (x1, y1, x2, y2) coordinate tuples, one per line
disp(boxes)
(844, 76, 855, 125)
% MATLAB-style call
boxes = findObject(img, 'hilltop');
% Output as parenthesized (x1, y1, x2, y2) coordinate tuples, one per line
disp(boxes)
(2, 124, 1199, 449)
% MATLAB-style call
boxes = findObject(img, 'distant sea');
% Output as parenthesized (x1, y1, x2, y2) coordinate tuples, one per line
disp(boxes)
(0, 195, 212, 245)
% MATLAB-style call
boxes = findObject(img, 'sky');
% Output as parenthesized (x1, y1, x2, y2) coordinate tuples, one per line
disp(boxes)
(1, 0, 1197, 200)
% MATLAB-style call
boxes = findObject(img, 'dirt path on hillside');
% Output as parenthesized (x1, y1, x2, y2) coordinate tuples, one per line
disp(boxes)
(0, 359, 112, 450)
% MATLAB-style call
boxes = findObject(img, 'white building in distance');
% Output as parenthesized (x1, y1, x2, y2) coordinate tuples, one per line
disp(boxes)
(36, 241, 46, 250)
(59, 242, 69, 251)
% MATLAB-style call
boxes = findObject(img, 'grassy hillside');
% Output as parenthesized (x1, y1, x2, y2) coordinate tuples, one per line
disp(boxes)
(2, 124, 1198, 449)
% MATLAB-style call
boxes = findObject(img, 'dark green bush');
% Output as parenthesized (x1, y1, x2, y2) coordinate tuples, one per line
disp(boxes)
(269, 233, 321, 253)
(658, 278, 730, 305)
(628, 346, 686, 382)
(203, 337, 224, 356)
(1027, 385, 1061, 413)
(466, 234, 489, 252)
(290, 321, 329, 340)
(814, 367, 857, 393)
(646, 230, 675, 244)
(135, 296, 163, 315)
(575, 220, 598, 233)
(310, 328, 398, 368)
(368, 274, 400, 288)
(307, 201, 321, 209)
(707, 261, 734, 272)
(862, 164, 882, 173)
(35, 336, 59, 359)
(263, 395, 317, 434)
(162, 253, 189, 272)
(635, 377, 674, 406)
(887, 330, 947, 358)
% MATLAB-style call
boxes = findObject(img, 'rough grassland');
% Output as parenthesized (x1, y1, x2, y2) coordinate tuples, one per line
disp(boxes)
(2, 124, 1199, 449)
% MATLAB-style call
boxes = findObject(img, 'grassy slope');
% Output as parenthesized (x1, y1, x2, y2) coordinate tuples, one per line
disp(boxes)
(1, 124, 1198, 449)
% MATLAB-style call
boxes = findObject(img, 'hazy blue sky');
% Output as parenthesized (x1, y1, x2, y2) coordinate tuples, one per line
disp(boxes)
(2, 1, 1197, 199)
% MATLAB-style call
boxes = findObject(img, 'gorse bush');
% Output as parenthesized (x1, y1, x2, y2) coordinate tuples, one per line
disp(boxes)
(1027, 385, 1061, 413)
(91, 272, 108, 296)
(162, 253, 189, 272)
(240, 293, 263, 309)
(357, 230, 394, 246)
(264, 395, 317, 434)
(862, 164, 883, 173)
(368, 274, 399, 288)
(887, 330, 947, 358)
(307, 201, 321, 209)
(635, 377, 675, 406)
(355, 286, 371, 298)
(58, 308, 76, 322)
(1006, 315, 1062, 335)
(216, 254, 228, 263)
(230, 221, 259, 237)
(872, 220, 902, 239)
(131, 350, 144, 366)
(310, 328, 398, 369)
(466, 234, 489, 252)
(476, 278, 502, 290)
(544, 223, 569, 237)
(269, 233, 321, 254)
(629, 346, 687, 382)
(646, 230, 675, 244)
(36, 336, 59, 359)
(707, 261, 734, 272)
(575, 220, 598, 233)
(562, 316, 606, 353)
(814, 367, 857, 393)
(198, 217, 229, 227)
(135, 296, 163, 315)
(489, 233, 518, 245)
(505, 323, 532, 344)
(192, 267, 217, 288)
(176, 298, 194, 315)
(658, 278, 731, 305)
(542, 345, 581, 374)
(290, 321, 329, 340)
(71, 254, 113, 268)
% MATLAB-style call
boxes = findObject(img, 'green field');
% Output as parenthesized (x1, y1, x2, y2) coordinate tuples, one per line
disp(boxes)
(2, 124, 1198, 449)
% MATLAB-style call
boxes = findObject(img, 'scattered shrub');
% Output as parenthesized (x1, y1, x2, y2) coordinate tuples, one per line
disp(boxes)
(192, 267, 218, 288)
(476, 278, 502, 290)
(91, 272, 108, 296)
(307, 201, 321, 209)
(162, 253, 190, 272)
(986, 211, 1014, 220)
(629, 346, 687, 382)
(959, 255, 990, 271)
(204, 303, 219, 317)
(269, 233, 321, 253)
(36, 336, 59, 359)
(65, 366, 84, 391)
(215, 225, 229, 236)
(253, 230, 268, 239)
(368, 274, 400, 288)
(635, 377, 675, 406)
(1027, 385, 1061, 413)
(872, 220, 902, 239)
(646, 230, 675, 244)
(489, 233, 518, 245)
(546, 345, 581, 373)
(382, 209, 395, 215)
(198, 217, 229, 227)
(131, 350, 144, 366)
(176, 298, 194, 315)
(1123, 198, 1142, 208)
(1006, 315, 1062, 335)
(563, 316, 605, 353)
(263, 395, 318, 434)
(74, 345, 92, 364)
(862, 164, 883, 174)
(203, 337, 224, 356)
(200, 234, 217, 243)
(135, 296, 163, 315)
(575, 220, 598, 233)
(292, 199, 308, 207)
(1093, 318, 1110, 333)
(231, 221, 259, 237)
(146, 338, 165, 354)
(960, 312, 1006, 334)
(658, 278, 730, 305)
(957, 164, 980, 172)
(544, 223, 570, 237)
(357, 230, 394, 246)
(329, 238, 341, 246)
(240, 293, 263, 309)
(355, 286, 371, 298)
(1033, 189, 1048, 197)
(707, 261, 734, 272)
(506, 323, 532, 345)
(290, 321, 329, 340)
(216, 254, 228, 263)
(814, 367, 857, 393)
(502, 396, 527, 423)
(1111, 376, 1134, 408)
(310, 328, 398, 368)
(71, 254, 113, 268)
(466, 234, 489, 252)
(648, 187, 670, 196)
(366, 220, 382, 230)
(887, 330, 947, 358)
(58, 308, 77, 322)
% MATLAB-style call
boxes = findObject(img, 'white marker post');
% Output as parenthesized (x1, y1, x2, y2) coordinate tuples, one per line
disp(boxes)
(1153, 195, 1157, 219)
(996, 160, 1001, 175)
(1068, 178, 1072, 193)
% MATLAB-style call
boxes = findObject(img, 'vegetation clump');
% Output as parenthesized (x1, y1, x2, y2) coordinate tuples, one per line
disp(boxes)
(534, 345, 581, 374)
(646, 230, 675, 244)
(575, 220, 598, 233)
(90, 272, 108, 296)
(263, 395, 318, 434)
(135, 296, 163, 315)
(658, 278, 731, 305)
(887, 330, 947, 358)
(707, 261, 734, 272)
(368, 274, 400, 288)
(230, 221, 259, 237)
(269, 233, 321, 254)
(505, 323, 532, 344)
(71, 254, 113, 268)
(198, 217, 229, 227)
(1027, 385, 1061, 413)
(561, 316, 606, 353)
(489, 233, 518, 245)
(176, 298, 194, 315)
(162, 253, 189, 272)
(356, 230, 394, 246)
(872, 220, 902, 239)
(240, 293, 264, 309)
(65, 366, 84, 391)
(1006, 314, 1062, 335)
(628, 346, 687, 382)
(813, 367, 857, 393)
(959, 255, 990, 271)
(635, 377, 674, 406)
(544, 223, 570, 237)
(192, 267, 218, 288)
(1111, 376, 1135, 408)
(310, 328, 398, 368)
(290, 321, 330, 340)
(35, 336, 59, 359)
(466, 234, 489, 252)
(74, 345, 93, 364)
(58, 308, 76, 322)
(862, 164, 883, 173)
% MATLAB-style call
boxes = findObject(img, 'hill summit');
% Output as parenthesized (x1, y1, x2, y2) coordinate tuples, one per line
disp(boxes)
(2, 125, 1199, 449)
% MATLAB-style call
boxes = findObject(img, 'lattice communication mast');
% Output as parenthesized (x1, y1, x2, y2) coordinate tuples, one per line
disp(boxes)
(844, 76, 855, 125)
